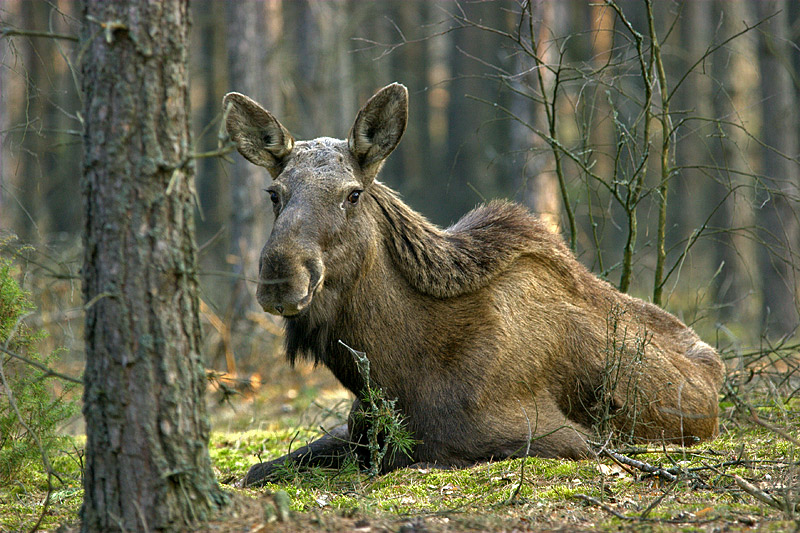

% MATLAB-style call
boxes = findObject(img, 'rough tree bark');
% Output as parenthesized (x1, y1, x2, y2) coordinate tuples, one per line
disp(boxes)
(80, 1, 227, 531)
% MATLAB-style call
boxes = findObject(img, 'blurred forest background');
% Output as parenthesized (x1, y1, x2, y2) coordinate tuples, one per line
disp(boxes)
(1, 0, 798, 413)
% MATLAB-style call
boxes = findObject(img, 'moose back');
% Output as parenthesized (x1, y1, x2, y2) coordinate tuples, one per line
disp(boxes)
(223, 83, 723, 487)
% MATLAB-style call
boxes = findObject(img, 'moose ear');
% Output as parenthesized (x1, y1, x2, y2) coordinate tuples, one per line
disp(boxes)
(348, 83, 408, 181)
(223, 92, 294, 177)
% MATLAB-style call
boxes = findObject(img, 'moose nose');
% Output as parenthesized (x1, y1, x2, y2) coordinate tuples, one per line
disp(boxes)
(256, 253, 324, 316)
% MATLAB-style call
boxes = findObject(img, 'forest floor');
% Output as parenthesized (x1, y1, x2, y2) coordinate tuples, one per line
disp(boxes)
(3, 387, 799, 533)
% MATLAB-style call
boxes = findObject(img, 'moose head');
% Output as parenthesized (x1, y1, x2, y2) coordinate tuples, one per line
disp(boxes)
(223, 84, 408, 317)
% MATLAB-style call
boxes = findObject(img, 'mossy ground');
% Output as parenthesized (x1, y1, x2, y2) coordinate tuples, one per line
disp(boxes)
(206, 422, 798, 532)
(4, 405, 797, 532)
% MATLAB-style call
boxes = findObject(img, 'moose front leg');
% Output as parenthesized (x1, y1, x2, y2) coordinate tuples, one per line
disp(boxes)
(241, 424, 353, 487)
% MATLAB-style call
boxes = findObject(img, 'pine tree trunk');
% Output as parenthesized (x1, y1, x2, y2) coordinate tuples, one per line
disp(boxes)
(16, 0, 54, 242)
(80, 1, 227, 531)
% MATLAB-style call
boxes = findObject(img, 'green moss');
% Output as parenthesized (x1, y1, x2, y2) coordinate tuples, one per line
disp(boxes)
(209, 428, 324, 478)
(0, 446, 84, 532)
(212, 415, 799, 529)
(538, 486, 582, 500)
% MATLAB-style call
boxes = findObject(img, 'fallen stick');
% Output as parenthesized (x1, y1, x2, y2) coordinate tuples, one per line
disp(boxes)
(601, 449, 677, 482)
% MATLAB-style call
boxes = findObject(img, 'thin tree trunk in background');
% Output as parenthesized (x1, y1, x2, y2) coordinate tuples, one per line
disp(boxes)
(522, 0, 561, 234)
(0, 2, 9, 227)
(422, 16, 451, 216)
(294, 0, 354, 138)
(16, 0, 53, 242)
(710, 0, 760, 326)
(81, 1, 227, 530)
(588, 2, 614, 184)
(676, 1, 714, 245)
(48, 0, 82, 236)
(579, 2, 615, 269)
(509, 8, 536, 210)
(225, 0, 281, 368)
(293, 0, 315, 137)
(327, 1, 355, 135)
(390, 1, 430, 201)
(194, 0, 228, 256)
(755, 0, 800, 337)
(445, 6, 484, 219)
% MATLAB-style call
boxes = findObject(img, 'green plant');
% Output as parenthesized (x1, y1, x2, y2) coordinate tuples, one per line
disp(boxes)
(0, 257, 77, 485)
(339, 341, 415, 477)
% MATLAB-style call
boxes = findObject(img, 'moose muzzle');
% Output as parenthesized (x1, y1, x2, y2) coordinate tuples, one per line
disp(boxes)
(256, 244, 324, 317)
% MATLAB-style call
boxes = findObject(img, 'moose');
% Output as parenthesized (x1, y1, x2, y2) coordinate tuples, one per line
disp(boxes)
(223, 83, 724, 487)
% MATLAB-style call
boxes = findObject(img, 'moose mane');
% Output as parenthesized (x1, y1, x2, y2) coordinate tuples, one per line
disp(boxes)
(368, 183, 582, 299)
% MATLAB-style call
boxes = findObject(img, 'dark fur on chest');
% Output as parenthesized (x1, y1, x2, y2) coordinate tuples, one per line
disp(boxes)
(284, 317, 365, 395)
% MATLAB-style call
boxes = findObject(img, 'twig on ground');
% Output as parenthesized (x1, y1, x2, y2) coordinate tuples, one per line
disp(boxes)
(733, 474, 789, 513)
(600, 449, 678, 482)
(725, 382, 800, 447)
(506, 401, 532, 503)
(746, 410, 800, 448)
(640, 480, 679, 519)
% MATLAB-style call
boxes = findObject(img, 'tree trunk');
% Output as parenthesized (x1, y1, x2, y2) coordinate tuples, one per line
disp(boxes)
(755, 0, 800, 337)
(710, 0, 760, 327)
(588, 2, 614, 185)
(80, 1, 227, 531)
(224, 0, 280, 369)
(193, 0, 228, 255)
(389, 0, 430, 201)
(514, 0, 562, 234)
(16, 0, 54, 242)
(675, 1, 714, 243)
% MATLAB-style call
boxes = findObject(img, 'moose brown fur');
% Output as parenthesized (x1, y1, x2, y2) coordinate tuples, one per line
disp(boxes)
(223, 83, 724, 487)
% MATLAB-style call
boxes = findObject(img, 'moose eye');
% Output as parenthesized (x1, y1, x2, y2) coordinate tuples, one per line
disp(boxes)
(347, 190, 362, 205)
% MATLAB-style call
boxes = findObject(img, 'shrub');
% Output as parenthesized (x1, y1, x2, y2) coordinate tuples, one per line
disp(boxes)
(0, 257, 76, 485)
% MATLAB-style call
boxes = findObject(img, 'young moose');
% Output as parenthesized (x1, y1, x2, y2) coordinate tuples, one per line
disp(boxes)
(223, 83, 723, 487)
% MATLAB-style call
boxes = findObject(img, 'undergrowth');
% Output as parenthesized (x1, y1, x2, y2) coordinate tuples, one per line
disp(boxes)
(0, 255, 79, 532)
(1, 247, 798, 532)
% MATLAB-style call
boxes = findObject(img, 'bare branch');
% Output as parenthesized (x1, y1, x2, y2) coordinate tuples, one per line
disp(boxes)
(600, 448, 678, 482)
(0, 26, 78, 42)
(0, 346, 82, 384)
(733, 474, 789, 513)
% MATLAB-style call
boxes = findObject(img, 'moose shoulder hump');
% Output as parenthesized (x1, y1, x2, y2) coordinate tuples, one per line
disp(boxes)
(369, 184, 582, 299)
